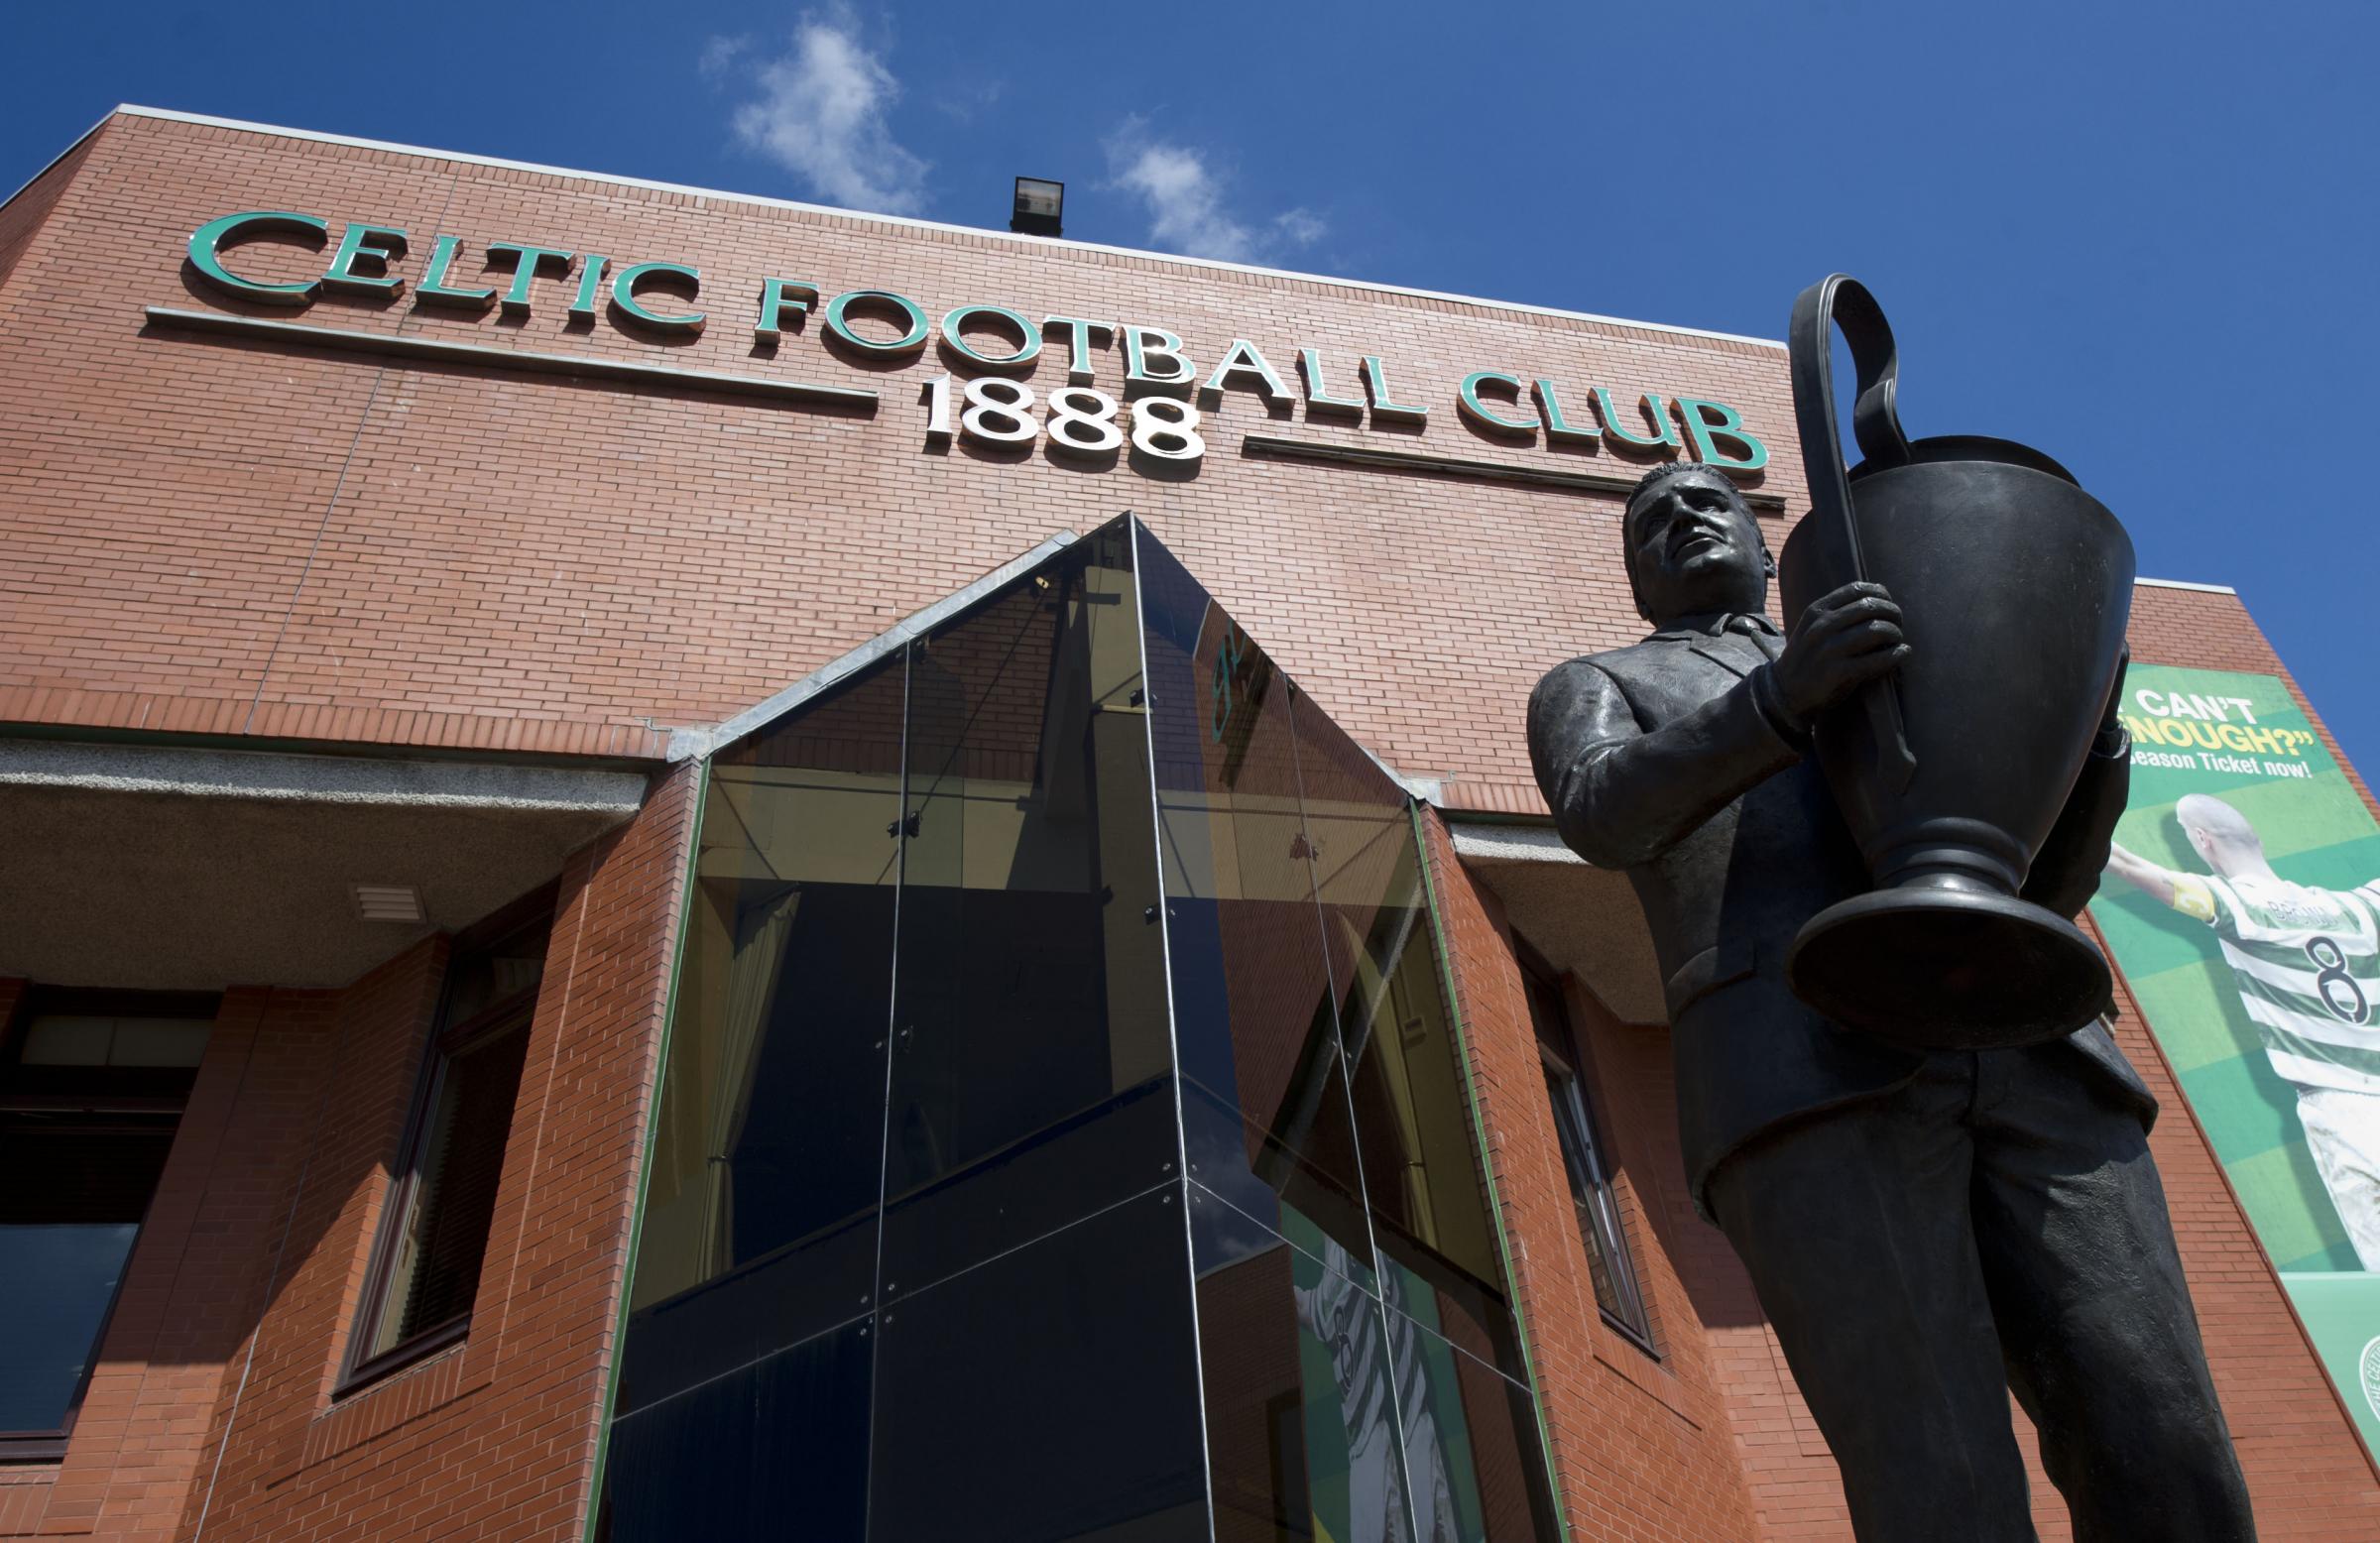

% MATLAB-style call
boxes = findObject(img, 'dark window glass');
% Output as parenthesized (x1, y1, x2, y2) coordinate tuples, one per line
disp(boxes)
(378, 1019, 531, 1343)
(870, 1185, 1206, 1543)
(883, 525, 1177, 1295)
(1522, 969, 1653, 1348)
(598, 653, 905, 1532)
(633, 654, 906, 1337)
(352, 890, 552, 1373)
(0, 992, 214, 1448)
(1137, 535, 1377, 1272)
(1188, 1180, 1563, 1543)
(602, 1314, 871, 1543)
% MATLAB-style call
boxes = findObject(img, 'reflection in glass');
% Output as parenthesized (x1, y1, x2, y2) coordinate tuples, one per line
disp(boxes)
(1190, 1182, 1562, 1543)
(1294, 693, 1526, 1379)
(0, 1219, 140, 1433)
(600, 517, 1561, 1540)
(1397, 1306, 1566, 1542)
(604, 1315, 872, 1542)
(1137, 533, 1376, 1271)
(871, 1187, 1206, 1542)
(632, 655, 905, 1332)
(883, 522, 1174, 1294)
(1, 997, 207, 1439)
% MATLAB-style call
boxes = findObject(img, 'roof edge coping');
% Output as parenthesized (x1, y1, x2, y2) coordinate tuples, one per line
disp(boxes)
(98, 105, 1783, 352)
(666, 529, 1080, 763)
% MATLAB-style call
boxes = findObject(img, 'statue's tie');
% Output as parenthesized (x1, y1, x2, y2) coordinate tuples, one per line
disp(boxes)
(1726, 614, 1782, 662)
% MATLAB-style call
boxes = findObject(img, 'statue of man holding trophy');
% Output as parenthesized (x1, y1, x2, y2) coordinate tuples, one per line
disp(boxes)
(1528, 278, 2255, 1540)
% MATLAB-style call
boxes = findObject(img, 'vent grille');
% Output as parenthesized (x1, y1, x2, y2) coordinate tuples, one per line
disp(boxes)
(351, 883, 425, 923)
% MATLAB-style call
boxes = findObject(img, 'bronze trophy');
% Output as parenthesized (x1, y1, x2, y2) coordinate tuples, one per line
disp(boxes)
(1779, 276, 2134, 1048)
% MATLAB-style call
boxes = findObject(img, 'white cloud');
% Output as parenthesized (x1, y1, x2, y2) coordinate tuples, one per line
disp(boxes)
(698, 35, 748, 79)
(1271, 207, 1327, 249)
(712, 10, 929, 217)
(1107, 120, 1328, 264)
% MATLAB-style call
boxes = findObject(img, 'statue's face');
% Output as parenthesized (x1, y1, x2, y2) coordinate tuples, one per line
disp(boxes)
(1625, 470, 1770, 624)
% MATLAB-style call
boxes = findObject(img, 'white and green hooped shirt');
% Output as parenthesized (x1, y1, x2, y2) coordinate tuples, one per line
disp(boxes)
(2170, 872, 2380, 1094)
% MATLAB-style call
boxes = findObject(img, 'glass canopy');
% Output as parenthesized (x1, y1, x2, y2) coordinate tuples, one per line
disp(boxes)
(593, 516, 1562, 1543)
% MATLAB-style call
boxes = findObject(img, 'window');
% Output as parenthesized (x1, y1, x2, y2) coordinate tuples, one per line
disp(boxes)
(0, 990, 216, 1459)
(1519, 964, 1653, 1350)
(345, 887, 553, 1386)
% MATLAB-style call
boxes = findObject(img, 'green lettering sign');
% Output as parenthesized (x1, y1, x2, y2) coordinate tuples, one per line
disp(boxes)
(1044, 316, 1113, 383)
(416, 235, 497, 308)
(1594, 388, 1679, 450)
(1458, 370, 1538, 436)
(486, 243, 577, 315)
(940, 303, 1042, 369)
(823, 290, 929, 355)
(186, 211, 327, 306)
(756, 279, 818, 342)
(610, 261, 705, 335)
(320, 221, 408, 297)
(1674, 397, 1770, 472)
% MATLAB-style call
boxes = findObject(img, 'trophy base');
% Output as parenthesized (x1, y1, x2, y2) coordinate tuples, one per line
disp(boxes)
(1785, 887, 2112, 1051)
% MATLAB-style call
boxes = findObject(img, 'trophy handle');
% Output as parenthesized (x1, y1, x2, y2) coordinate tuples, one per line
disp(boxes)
(1789, 275, 1918, 791)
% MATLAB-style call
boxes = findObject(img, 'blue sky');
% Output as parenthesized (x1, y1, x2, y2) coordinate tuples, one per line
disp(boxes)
(5, 1, 2375, 773)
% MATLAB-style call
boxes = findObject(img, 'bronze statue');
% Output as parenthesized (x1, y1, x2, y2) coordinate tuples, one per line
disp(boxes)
(1526, 459, 2255, 1539)
(1776, 276, 2139, 1047)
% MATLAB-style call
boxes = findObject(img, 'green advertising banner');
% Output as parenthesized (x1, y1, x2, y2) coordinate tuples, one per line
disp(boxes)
(2087, 664, 2380, 1456)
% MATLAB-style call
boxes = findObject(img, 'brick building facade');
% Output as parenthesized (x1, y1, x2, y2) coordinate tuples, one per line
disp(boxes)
(1, 106, 2373, 1540)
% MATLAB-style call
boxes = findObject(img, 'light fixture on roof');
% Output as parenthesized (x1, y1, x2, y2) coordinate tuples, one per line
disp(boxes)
(351, 883, 425, 923)
(1011, 177, 1064, 238)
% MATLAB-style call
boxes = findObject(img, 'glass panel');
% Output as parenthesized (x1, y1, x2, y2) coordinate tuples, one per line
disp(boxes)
(1538, 1056, 1651, 1344)
(20, 1016, 114, 1065)
(105, 1019, 211, 1067)
(0, 1115, 173, 1434)
(372, 1016, 532, 1354)
(631, 653, 906, 1332)
(20, 1014, 211, 1068)
(883, 524, 1177, 1295)
(1137, 534, 1376, 1271)
(869, 1185, 1206, 1543)
(442, 920, 550, 1025)
(1190, 1178, 1560, 1543)
(1394, 1311, 1566, 1543)
(602, 1314, 872, 1543)
(0, 1224, 140, 1434)
(599, 652, 906, 1534)
(1292, 694, 1526, 1380)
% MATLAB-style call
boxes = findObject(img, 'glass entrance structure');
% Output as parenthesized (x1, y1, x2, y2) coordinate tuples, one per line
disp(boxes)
(593, 517, 1564, 1543)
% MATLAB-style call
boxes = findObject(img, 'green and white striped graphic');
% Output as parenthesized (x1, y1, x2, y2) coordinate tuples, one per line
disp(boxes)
(2088, 664, 2380, 1462)
(2174, 871, 2380, 1092)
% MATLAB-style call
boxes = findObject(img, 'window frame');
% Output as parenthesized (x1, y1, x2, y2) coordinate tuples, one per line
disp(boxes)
(0, 986, 219, 1462)
(339, 886, 553, 1394)
(1516, 952, 1657, 1357)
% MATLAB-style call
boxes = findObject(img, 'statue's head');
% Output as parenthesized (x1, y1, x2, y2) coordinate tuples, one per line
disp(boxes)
(2177, 792, 2266, 876)
(1621, 461, 1772, 625)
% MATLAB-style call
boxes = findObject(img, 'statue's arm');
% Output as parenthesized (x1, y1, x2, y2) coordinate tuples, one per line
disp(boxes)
(2022, 723, 2131, 918)
(1527, 656, 1802, 869)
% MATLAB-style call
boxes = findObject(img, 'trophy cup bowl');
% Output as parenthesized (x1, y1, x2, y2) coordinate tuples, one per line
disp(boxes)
(1779, 278, 2133, 1050)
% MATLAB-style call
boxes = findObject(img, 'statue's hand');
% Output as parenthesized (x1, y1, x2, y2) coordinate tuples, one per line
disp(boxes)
(1769, 581, 1908, 727)
(2096, 647, 2132, 754)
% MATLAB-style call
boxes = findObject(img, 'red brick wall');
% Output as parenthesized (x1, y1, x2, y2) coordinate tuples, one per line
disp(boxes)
(0, 110, 1797, 770)
(1420, 812, 1765, 1542)
(172, 764, 695, 1543)
(0, 131, 89, 297)
(7, 105, 2377, 1542)
(0, 768, 692, 1541)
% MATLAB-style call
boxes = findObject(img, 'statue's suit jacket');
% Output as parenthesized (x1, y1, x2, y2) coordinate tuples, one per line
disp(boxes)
(1527, 617, 2153, 1215)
